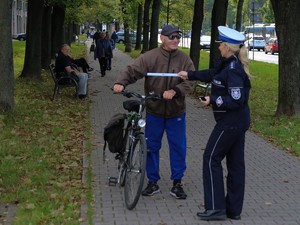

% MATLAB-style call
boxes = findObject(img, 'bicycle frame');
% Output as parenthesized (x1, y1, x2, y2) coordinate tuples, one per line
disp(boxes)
(108, 90, 161, 210)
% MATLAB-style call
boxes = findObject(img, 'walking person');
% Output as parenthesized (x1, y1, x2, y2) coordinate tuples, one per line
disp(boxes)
(93, 29, 101, 45)
(113, 24, 195, 199)
(105, 32, 114, 70)
(111, 30, 118, 45)
(94, 32, 113, 77)
(178, 26, 251, 220)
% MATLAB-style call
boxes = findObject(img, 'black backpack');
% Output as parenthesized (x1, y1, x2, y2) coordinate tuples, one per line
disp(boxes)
(103, 113, 126, 153)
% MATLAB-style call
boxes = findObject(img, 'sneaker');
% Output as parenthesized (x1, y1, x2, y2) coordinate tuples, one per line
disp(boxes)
(170, 183, 187, 199)
(142, 182, 160, 196)
(88, 67, 94, 72)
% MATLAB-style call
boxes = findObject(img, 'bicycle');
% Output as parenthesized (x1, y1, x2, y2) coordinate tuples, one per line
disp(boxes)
(108, 90, 161, 210)
(195, 82, 211, 101)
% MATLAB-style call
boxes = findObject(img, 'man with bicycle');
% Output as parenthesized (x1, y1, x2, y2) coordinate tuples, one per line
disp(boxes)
(113, 24, 195, 199)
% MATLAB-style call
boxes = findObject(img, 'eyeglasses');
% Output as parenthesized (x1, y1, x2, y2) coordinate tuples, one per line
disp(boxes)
(167, 34, 181, 40)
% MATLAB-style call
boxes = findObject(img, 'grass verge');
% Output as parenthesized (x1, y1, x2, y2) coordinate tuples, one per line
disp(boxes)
(0, 41, 91, 224)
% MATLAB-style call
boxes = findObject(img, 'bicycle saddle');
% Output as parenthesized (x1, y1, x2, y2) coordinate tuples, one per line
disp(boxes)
(123, 100, 143, 113)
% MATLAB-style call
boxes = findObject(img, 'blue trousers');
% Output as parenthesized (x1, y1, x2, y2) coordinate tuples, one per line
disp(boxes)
(203, 125, 246, 216)
(145, 113, 187, 183)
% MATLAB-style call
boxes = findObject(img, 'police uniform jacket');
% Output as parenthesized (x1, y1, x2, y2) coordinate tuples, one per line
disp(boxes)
(115, 45, 195, 118)
(188, 55, 251, 130)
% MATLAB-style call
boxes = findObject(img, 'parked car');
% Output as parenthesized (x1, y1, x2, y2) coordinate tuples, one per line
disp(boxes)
(245, 36, 266, 51)
(12, 33, 26, 41)
(264, 38, 278, 54)
(116, 32, 143, 44)
(184, 30, 192, 38)
(200, 35, 211, 50)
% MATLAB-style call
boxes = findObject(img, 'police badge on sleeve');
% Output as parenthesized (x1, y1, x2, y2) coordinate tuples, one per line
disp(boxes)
(231, 88, 241, 100)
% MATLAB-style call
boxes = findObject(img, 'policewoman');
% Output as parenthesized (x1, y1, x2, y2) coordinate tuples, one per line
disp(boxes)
(178, 26, 251, 221)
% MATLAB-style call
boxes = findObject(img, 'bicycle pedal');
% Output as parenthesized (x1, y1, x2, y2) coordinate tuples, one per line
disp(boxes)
(108, 176, 118, 186)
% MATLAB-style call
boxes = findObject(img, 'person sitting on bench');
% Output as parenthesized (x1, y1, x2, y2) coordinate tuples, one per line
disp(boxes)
(55, 44, 89, 99)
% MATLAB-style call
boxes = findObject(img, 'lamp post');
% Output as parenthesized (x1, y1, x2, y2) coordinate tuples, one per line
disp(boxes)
(252, 0, 255, 60)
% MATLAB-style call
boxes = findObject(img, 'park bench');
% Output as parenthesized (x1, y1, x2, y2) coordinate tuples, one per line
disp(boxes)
(49, 63, 79, 100)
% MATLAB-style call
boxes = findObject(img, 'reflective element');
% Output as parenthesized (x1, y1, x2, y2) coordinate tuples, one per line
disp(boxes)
(138, 119, 146, 128)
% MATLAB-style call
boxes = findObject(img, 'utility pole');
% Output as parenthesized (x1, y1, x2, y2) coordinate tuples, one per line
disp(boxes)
(252, 0, 255, 60)
(249, 0, 259, 60)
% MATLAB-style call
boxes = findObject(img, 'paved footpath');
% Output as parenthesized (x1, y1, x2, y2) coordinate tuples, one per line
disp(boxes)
(82, 42, 300, 225)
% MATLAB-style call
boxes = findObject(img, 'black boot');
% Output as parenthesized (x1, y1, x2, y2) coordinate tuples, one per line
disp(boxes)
(197, 210, 226, 221)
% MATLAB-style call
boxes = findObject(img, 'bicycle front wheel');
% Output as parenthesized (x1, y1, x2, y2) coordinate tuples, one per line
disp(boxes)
(124, 133, 147, 210)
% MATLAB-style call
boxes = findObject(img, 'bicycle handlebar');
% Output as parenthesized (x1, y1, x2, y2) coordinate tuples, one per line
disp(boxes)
(113, 90, 162, 101)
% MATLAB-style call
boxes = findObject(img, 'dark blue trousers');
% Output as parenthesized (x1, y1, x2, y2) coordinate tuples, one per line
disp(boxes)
(145, 113, 187, 183)
(203, 125, 246, 216)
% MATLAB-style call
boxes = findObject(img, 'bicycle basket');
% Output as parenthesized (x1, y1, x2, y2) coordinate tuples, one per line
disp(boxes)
(103, 113, 126, 153)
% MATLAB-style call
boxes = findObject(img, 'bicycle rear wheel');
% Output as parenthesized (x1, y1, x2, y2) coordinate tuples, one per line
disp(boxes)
(124, 133, 147, 210)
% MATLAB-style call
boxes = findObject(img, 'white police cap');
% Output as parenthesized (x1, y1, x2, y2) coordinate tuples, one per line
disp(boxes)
(217, 26, 245, 44)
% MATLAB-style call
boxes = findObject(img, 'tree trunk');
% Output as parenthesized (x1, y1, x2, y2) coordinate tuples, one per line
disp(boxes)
(120, 0, 132, 52)
(190, 0, 204, 70)
(149, 0, 161, 50)
(209, 0, 228, 69)
(135, 3, 143, 51)
(41, 4, 52, 70)
(270, 0, 300, 116)
(0, 0, 14, 111)
(235, 0, 244, 31)
(142, 0, 152, 53)
(65, 23, 73, 46)
(51, 5, 65, 58)
(124, 23, 132, 52)
(20, 0, 44, 79)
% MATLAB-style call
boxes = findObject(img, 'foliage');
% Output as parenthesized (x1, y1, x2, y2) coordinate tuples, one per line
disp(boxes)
(259, 0, 275, 23)
(160, 0, 195, 31)
(82, 0, 120, 28)
(0, 41, 90, 224)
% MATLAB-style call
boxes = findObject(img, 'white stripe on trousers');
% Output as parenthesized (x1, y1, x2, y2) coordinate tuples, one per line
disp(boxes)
(208, 130, 224, 210)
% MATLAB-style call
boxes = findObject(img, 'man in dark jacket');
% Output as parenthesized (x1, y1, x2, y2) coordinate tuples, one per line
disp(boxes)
(113, 25, 195, 199)
(111, 31, 118, 44)
(55, 44, 89, 99)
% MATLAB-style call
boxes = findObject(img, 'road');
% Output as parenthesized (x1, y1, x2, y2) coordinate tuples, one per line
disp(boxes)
(166, 37, 279, 65)
(247, 49, 278, 64)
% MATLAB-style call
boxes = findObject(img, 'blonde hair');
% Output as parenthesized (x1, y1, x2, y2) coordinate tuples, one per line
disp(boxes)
(224, 42, 250, 77)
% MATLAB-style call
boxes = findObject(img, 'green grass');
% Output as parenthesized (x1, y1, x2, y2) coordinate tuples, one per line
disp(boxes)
(249, 61, 300, 155)
(116, 44, 300, 157)
(1, 41, 91, 224)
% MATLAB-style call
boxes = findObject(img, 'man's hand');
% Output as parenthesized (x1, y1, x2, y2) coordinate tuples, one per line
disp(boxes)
(113, 84, 124, 92)
(163, 89, 176, 100)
